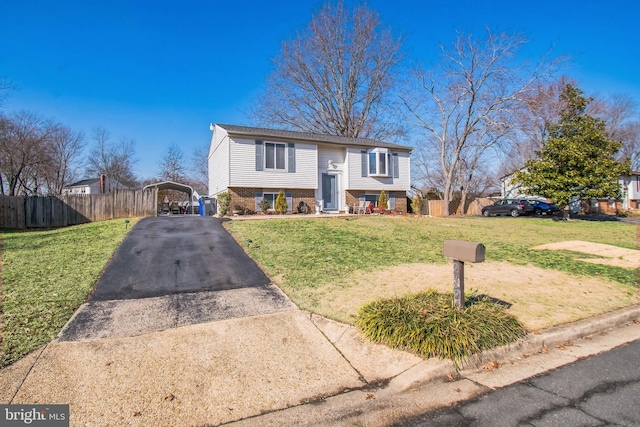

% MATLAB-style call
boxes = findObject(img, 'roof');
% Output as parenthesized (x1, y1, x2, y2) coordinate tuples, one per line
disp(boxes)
(143, 181, 195, 195)
(215, 123, 413, 152)
(66, 178, 100, 187)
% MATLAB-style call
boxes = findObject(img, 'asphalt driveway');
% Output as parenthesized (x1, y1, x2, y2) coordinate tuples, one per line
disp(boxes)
(91, 216, 270, 300)
(59, 216, 295, 340)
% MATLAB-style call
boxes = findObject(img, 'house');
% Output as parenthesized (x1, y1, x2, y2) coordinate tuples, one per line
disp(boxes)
(619, 171, 640, 210)
(501, 169, 640, 213)
(207, 124, 412, 214)
(63, 175, 127, 195)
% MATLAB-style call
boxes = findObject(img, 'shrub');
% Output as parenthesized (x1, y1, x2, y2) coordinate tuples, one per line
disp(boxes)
(378, 190, 387, 210)
(412, 195, 424, 214)
(356, 290, 526, 368)
(217, 191, 232, 216)
(275, 190, 288, 214)
(259, 197, 270, 214)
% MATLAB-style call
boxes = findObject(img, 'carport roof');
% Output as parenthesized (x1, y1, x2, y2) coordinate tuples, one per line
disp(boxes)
(143, 181, 194, 195)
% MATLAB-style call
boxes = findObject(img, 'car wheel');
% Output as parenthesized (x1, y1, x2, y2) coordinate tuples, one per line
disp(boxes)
(482, 210, 490, 217)
(534, 208, 542, 215)
(510, 209, 520, 217)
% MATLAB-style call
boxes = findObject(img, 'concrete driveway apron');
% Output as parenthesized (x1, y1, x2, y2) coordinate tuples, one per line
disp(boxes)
(59, 216, 295, 340)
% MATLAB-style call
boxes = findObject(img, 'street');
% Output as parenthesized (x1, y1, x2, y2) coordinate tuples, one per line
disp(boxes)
(401, 339, 640, 426)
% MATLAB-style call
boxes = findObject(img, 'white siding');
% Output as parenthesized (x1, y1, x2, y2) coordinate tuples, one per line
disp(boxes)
(208, 125, 230, 196)
(229, 138, 317, 189)
(346, 148, 411, 191)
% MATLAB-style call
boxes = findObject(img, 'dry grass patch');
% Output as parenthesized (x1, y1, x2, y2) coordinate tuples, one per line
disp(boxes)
(533, 240, 640, 269)
(302, 262, 638, 330)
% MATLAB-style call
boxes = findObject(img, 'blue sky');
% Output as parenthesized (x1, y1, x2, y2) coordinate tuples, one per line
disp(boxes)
(2, 0, 639, 180)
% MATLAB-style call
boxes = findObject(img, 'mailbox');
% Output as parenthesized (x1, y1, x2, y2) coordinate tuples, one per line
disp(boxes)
(443, 240, 485, 263)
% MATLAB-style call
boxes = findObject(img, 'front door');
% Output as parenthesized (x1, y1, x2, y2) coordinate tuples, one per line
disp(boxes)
(322, 174, 338, 210)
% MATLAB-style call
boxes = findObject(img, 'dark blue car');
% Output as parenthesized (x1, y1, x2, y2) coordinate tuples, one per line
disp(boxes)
(527, 199, 560, 215)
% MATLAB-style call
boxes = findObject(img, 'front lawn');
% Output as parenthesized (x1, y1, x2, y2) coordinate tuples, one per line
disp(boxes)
(226, 216, 638, 328)
(1, 219, 139, 367)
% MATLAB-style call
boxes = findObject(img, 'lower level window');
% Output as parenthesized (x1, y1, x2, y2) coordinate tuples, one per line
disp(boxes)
(263, 193, 277, 209)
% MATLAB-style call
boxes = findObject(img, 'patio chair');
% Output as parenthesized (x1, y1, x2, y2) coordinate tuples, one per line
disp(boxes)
(354, 201, 374, 215)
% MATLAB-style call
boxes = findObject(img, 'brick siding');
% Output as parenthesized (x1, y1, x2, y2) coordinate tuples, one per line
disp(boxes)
(345, 190, 407, 213)
(228, 187, 315, 213)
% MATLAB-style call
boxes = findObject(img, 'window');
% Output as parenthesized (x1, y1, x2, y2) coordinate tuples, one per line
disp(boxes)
(367, 148, 390, 177)
(255, 191, 293, 212)
(263, 193, 277, 209)
(265, 142, 286, 170)
(256, 141, 295, 172)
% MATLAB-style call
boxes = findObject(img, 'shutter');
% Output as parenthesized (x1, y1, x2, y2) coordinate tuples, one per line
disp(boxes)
(286, 192, 293, 212)
(392, 153, 399, 178)
(389, 193, 396, 210)
(255, 141, 263, 171)
(255, 191, 263, 211)
(288, 143, 295, 173)
(361, 151, 367, 177)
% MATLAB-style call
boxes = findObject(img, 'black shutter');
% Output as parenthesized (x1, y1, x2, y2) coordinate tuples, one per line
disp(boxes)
(285, 192, 293, 211)
(255, 191, 263, 211)
(255, 141, 263, 171)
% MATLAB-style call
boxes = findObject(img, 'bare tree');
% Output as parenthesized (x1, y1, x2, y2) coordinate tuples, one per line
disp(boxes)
(189, 144, 209, 192)
(43, 123, 85, 195)
(498, 77, 576, 176)
(86, 127, 138, 190)
(157, 142, 187, 182)
(402, 28, 559, 215)
(0, 77, 14, 107)
(251, 0, 404, 140)
(589, 94, 640, 171)
(0, 110, 51, 196)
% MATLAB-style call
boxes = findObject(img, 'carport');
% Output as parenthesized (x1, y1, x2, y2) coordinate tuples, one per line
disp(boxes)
(143, 181, 196, 215)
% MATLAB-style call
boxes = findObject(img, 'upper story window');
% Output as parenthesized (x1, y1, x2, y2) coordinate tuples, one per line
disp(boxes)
(368, 148, 390, 177)
(361, 148, 400, 179)
(265, 142, 286, 170)
(255, 140, 296, 173)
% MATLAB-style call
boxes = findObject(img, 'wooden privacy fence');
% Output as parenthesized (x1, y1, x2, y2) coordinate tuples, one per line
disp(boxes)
(0, 189, 157, 229)
(423, 197, 494, 217)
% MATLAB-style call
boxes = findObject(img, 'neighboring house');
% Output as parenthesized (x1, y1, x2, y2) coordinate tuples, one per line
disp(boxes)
(619, 171, 640, 210)
(208, 124, 412, 213)
(501, 170, 640, 213)
(63, 175, 127, 195)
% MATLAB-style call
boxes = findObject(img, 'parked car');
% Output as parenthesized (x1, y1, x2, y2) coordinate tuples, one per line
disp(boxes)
(526, 199, 560, 215)
(481, 199, 534, 217)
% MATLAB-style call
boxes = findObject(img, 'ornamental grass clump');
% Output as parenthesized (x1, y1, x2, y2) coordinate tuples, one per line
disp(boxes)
(356, 290, 526, 368)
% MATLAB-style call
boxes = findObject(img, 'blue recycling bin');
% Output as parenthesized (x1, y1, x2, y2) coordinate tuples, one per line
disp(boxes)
(199, 197, 212, 216)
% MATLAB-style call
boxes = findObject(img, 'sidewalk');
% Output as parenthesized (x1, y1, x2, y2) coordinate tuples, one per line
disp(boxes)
(1, 305, 639, 426)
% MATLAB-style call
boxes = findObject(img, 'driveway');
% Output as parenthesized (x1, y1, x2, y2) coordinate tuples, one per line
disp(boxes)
(91, 216, 269, 300)
(59, 216, 295, 340)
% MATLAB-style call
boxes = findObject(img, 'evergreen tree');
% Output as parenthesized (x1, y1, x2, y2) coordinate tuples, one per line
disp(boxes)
(513, 84, 629, 211)
(378, 190, 388, 210)
(275, 190, 288, 214)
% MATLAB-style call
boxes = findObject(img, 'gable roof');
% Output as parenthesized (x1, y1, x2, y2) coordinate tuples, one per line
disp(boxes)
(215, 124, 413, 152)
(66, 178, 100, 187)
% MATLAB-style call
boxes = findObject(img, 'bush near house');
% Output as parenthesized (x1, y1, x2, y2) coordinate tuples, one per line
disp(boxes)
(275, 190, 288, 214)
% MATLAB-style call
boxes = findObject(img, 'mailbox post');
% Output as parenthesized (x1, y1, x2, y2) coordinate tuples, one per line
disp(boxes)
(443, 240, 485, 310)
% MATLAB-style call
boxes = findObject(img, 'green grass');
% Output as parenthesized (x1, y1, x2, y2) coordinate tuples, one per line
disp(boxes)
(227, 216, 638, 292)
(1, 219, 139, 366)
(356, 290, 526, 368)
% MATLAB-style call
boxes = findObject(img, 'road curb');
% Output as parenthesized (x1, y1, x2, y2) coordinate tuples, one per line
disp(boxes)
(388, 304, 640, 391)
